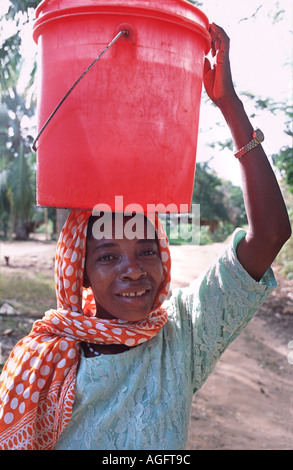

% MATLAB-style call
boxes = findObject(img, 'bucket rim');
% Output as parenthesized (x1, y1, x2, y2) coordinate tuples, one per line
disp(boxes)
(35, 0, 209, 27)
(33, 4, 211, 52)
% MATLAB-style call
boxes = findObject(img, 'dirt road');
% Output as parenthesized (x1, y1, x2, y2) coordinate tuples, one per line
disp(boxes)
(0, 238, 292, 449)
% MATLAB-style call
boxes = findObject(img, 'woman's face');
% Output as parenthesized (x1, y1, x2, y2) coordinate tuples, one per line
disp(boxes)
(84, 216, 164, 322)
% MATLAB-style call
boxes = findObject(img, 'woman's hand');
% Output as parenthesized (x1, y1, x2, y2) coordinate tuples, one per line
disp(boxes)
(203, 23, 238, 108)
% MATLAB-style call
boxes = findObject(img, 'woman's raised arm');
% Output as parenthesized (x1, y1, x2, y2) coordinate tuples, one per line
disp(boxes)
(203, 23, 291, 281)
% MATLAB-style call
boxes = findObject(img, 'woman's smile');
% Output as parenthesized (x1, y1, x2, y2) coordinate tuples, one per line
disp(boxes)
(118, 290, 148, 297)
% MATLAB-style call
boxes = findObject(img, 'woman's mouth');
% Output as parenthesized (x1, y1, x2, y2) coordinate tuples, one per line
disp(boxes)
(118, 289, 149, 298)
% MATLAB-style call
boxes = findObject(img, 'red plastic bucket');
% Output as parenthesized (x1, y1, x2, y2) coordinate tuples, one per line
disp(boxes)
(33, 0, 210, 211)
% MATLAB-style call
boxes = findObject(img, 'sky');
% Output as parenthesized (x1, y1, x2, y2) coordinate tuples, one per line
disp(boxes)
(0, 0, 292, 186)
(196, 0, 292, 185)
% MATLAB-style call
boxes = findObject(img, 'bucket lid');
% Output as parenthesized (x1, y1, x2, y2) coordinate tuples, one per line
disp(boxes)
(35, 0, 210, 33)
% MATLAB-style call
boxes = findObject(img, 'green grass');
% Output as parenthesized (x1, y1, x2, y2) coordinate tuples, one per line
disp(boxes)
(0, 272, 56, 315)
(0, 272, 57, 370)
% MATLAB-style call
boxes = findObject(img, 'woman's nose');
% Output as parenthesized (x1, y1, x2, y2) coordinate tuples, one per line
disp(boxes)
(120, 257, 147, 281)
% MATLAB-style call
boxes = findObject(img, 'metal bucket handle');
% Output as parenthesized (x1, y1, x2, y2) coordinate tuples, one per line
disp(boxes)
(32, 28, 129, 151)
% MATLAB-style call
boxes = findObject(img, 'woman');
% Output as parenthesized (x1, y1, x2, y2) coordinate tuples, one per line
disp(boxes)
(0, 24, 291, 450)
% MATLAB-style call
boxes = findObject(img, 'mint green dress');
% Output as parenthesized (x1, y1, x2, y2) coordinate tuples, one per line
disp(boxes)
(54, 230, 276, 450)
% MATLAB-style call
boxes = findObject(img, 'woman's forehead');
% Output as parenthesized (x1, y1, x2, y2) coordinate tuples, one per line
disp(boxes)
(87, 213, 157, 242)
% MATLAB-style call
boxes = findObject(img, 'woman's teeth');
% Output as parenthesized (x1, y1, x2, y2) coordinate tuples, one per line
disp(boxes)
(120, 290, 147, 298)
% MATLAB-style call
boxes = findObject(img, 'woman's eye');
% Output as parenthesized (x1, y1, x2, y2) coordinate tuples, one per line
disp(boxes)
(141, 249, 156, 257)
(98, 254, 115, 262)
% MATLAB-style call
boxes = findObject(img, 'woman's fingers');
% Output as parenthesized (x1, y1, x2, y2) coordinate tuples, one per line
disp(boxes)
(209, 23, 230, 56)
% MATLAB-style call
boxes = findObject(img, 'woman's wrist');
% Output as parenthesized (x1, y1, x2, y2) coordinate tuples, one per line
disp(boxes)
(217, 95, 255, 152)
(217, 94, 245, 121)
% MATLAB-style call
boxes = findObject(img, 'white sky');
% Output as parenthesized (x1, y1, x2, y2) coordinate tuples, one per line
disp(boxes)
(1, 0, 292, 186)
(197, 0, 292, 185)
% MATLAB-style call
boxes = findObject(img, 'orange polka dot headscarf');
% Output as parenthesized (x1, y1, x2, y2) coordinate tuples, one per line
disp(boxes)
(0, 210, 171, 450)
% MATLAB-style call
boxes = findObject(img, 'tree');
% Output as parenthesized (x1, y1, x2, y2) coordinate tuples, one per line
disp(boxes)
(0, 103, 13, 237)
(192, 162, 248, 243)
(0, 1, 39, 91)
(0, 67, 36, 239)
(273, 146, 293, 194)
(220, 180, 247, 228)
(239, 92, 293, 194)
(0, 34, 22, 94)
(0, 1, 38, 239)
(186, 0, 203, 5)
(272, 104, 293, 194)
(3, 0, 40, 21)
(0, 85, 35, 239)
(192, 162, 229, 223)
